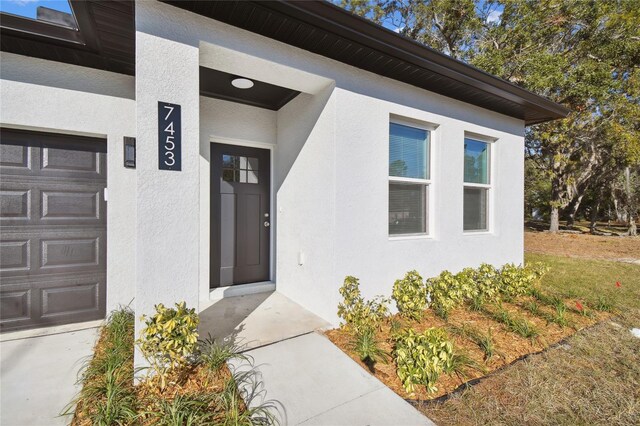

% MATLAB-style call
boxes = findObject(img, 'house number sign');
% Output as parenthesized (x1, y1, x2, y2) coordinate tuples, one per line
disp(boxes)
(158, 101, 182, 171)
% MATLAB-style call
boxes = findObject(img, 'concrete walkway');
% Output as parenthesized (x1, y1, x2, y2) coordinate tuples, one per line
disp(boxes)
(199, 291, 331, 350)
(0, 327, 98, 426)
(231, 332, 434, 426)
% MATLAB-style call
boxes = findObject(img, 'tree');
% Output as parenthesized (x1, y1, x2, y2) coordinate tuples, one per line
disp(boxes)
(339, 0, 640, 233)
(473, 0, 640, 233)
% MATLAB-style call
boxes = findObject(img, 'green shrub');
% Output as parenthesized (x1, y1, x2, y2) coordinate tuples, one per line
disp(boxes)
(349, 327, 389, 371)
(389, 317, 404, 337)
(471, 263, 501, 306)
(450, 324, 497, 361)
(198, 335, 249, 373)
(138, 301, 199, 389)
(594, 296, 614, 312)
(64, 307, 137, 424)
(337, 276, 389, 333)
(392, 270, 427, 320)
(488, 305, 539, 340)
(142, 393, 217, 425)
(394, 327, 454, 394)
(427, 271, 474, 319)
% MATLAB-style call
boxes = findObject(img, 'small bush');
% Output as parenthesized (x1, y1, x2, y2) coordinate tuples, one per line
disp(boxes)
(484, 305, 539, 340)
(553, 302, 569, 327)
(451, 324, 497, 361)
(472, 263, 501, 305)
(525, 300, 540, 316)
(392, 270, 427, 320)
(337, 276, 389, 333)
(444, 351, 485, 380)
(427, 271, 474, 319)
(594, 296, 614, 312)
(138, 301, 199, 389)
(394, 327, 454, 394)
(389, 317, 404, 337)
(64, 307, 137, 424)
(349, 327, 389, 371)
(198, 335, 249, 373)
(143, 393, 217, 425)
(499, 263, 547, 299)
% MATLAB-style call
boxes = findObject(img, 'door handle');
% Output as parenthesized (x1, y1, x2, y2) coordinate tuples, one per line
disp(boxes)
(264, 221, 270, 227)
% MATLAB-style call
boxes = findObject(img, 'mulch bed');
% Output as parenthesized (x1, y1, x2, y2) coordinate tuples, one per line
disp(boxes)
(71, 327, 235, 426)
(324, 300, 609, 402)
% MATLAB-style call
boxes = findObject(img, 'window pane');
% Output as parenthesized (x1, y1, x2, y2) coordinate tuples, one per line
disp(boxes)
(221, 154, 258, 184)
(464, 187, 488, 231)
(464, 139, 489, 184)
(389, 183, 426, 235)
(389, 123, 429, 179)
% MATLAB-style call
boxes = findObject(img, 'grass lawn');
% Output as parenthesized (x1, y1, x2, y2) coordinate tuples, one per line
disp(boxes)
(526, 252, 640, 309)
(419, 253, 640, 426)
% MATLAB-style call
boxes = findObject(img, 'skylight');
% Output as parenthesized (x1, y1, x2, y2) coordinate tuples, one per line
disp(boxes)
(0, 0, 76, 29)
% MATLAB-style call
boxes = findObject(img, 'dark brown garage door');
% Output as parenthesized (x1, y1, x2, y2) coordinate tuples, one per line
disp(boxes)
(0, 129, 107, 332)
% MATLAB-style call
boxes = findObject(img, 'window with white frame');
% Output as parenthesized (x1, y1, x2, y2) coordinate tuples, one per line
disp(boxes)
(389, 122, 431, 236)
(463, 137, 491, 231)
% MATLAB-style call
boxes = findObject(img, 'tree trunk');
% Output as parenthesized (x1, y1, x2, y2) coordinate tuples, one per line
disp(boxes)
(550, 207, 560, 232)
(549, 177, 562, 233)
(612, 195, 627, 223)
(565, 193, 585, 229)
(626, 167, 637, 236)
(589, 191, 602, 233)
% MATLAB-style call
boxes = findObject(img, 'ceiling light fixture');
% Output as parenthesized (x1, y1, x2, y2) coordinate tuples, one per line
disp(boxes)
(231, 78, 254, 89)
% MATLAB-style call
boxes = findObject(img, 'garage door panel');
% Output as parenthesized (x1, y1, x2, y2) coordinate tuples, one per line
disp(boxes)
(0, 239, 30, 272)
(0, 181, 105, 227)
(1, 128, 107, 332)
(0, 143, 30, 169)
(0, 189, 30, 220)
(42, 190, 101, 220)
(0, 229, 105, 277)
(0, 272, 106, 331)
(0, 289, 31, 321)
(42, 237, 100, 270)
(42, 145, 102, 174)
(41, 281, 101, 318)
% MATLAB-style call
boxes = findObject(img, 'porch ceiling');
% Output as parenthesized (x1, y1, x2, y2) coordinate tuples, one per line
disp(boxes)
(200, 67, 300, 111)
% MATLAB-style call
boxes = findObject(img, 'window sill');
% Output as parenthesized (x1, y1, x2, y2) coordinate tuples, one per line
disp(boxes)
(389, 234, 433, 241)
(463, 230, 493, 236)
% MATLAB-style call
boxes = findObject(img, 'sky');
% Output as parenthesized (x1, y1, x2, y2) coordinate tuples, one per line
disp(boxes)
(333, 0, 504, 34)
(0, 0, 72, 19)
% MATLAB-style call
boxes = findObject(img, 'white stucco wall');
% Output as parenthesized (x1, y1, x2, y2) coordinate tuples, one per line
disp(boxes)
(333, 89, 524, 313)
(2, 1, 526, 334)
(275, 88, 338, 322)
(134, 11, 201, 351)
(0, 52, 137, 314)
(135, 1, 525, 327)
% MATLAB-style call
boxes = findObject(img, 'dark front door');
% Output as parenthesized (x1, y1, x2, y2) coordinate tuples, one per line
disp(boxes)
(211, 143, 270, 288)
(0, 129, 107, 332)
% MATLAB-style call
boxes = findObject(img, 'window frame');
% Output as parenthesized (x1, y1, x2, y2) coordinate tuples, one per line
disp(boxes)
(388, 118, 435, 239)
(463, 135, 494, 233)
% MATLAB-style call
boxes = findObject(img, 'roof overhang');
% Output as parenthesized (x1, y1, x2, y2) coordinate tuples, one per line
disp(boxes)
(1, 0, 569, 124)
(164, 1, 569, 125)
(0, 0, 134, 75)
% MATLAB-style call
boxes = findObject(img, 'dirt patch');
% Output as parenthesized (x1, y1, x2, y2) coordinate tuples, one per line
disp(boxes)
(324, 298, 607, 402)
(525, 230, 640, 261)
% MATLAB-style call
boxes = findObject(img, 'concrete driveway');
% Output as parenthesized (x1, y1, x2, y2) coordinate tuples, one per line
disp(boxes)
(0, 327, 98, 426)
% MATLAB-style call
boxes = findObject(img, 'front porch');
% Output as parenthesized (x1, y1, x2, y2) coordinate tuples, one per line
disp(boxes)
(199, 291, 330, 351)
